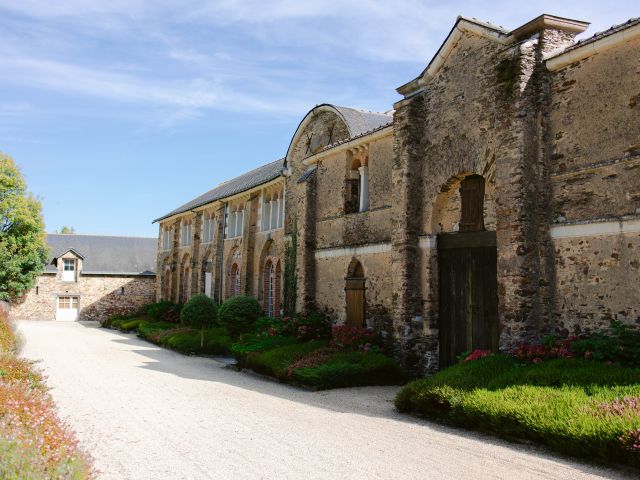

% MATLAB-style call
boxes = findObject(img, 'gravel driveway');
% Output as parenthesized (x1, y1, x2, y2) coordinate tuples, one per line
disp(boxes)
(17, 320, 632, 480)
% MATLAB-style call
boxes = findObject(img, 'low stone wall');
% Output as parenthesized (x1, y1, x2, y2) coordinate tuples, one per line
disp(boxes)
(10, 274, 156, 322)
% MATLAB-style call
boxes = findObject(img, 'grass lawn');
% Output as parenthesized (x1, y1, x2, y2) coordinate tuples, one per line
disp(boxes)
(396, 354, 640, 468)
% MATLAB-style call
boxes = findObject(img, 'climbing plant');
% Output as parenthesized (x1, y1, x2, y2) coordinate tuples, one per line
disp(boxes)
(283, 217, 297, 316)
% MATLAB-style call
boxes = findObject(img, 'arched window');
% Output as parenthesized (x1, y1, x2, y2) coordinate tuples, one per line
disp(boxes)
(344, 149, 369, 214)
(181, 262, 191, 303)
(230, 263, 240, 297)
(345, 260, 365, 327)
(262, 259, 281, 317)
(162, 264, 172, 301)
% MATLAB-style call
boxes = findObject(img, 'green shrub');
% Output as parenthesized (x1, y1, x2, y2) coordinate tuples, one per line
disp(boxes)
(104, 313, 137, 329)
(232, 334, 299, 363)
(244, 340, 328, 380)
(137, 321, 175, 339)
(395, 355, 640, 468)
(180, 295, 218, 348)
(218, 296, 262, 337)
(161, 327, 233, 355)
(119, 318, 145, 332)
(145, 301, 183, 323)
(290, 351, 404, 389)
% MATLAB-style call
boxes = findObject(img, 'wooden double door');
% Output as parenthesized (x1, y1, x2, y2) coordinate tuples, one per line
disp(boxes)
(438, 231, 499, 368)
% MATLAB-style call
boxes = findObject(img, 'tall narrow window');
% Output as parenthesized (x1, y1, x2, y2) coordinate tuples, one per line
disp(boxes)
(459, 175, 485, 232)
(230, 263, 240, 296)
(267, 262, 275, 317)
(162, 227, 171, 250)
(180, 220, 192, 246)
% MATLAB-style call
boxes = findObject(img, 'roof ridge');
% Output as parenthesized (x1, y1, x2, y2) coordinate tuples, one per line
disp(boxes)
(47, 233, 156, 240)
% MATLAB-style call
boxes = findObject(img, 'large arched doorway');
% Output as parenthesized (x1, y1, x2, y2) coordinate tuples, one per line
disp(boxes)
(345, 259, 365, 327)
(437, 174, 498, 368)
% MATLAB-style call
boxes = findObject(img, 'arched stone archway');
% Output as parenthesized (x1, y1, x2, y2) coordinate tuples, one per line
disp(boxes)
(201, 248, 213, 298)
(345, 259, 365, 327)
(435, 174, 499, 368)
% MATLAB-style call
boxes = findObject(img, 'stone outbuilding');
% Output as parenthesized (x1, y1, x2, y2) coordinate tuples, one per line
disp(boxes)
(155, 13, 640, 374)
(11, 234, 157, 322)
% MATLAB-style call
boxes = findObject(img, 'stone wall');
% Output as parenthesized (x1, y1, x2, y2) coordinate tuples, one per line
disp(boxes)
(547, 34, 640, 331)
(11, 273, 156, 322)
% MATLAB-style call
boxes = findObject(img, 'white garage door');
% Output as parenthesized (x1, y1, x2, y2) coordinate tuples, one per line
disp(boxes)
(56, 296, 79, 321)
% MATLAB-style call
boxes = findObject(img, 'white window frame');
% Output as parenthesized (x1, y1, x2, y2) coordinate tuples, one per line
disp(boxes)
(62, 258, 76, 282)
(227, 208, 244, 239)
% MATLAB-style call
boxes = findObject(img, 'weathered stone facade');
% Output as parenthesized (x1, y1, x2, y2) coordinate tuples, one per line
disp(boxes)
(156, 14, 640, 375)
(11, 235, 157, 322)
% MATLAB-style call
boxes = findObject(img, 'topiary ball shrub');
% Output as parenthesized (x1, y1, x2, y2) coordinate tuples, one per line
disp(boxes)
(180, 295, 218, 347)
(218, 296, 262, 337)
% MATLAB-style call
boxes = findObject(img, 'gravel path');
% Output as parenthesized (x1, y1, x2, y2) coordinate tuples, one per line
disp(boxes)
(17, 320, 632, 480)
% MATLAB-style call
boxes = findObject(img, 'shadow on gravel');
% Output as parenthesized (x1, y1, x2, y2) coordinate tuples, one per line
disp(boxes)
(86, 322, 633, 480)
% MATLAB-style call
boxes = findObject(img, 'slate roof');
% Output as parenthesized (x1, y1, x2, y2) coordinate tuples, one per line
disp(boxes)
(549, 16, 640, 57)
(330, 105, 393, 138)
(153, 158, 285, 223)
(45, 234, 157, 275)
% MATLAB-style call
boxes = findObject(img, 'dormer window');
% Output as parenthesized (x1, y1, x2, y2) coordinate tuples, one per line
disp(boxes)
(180, 219, 192, 247)
(62, 258, 76, 282)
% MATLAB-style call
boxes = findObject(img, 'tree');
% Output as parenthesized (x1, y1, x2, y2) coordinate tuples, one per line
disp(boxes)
(0, 153, 49, 302)
(58, 226, 75, 234)
(218, 295, 262, 337)
(180, 294, 217, 348)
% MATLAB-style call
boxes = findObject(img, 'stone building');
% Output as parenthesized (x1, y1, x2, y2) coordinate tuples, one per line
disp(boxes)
(11, 234, 156, 322)
(155, 14, 640, 374)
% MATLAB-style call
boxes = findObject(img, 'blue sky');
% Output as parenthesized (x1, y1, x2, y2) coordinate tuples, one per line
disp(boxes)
(1, 1, 636, 237)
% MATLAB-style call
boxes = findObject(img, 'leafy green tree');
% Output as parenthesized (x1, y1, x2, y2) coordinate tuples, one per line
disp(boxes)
(0, 154, 48, 302)
(58, 226, 75, 234)
(180, 294, 217, 348)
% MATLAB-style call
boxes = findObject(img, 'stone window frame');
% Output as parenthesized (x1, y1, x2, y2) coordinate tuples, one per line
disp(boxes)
(201, 211, 216, 244)
(344, 146, 369, 215)
(226, 204, 245, 239)
(260, 186, 285, 233)
(161, 225, 173, 251)
(180, 218, 193, 247)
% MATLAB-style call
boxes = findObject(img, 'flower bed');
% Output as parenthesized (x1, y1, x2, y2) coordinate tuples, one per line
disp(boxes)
(232, 321, 404, 389)
(0, 309, 94, 478)
(396, 354, 640, 468)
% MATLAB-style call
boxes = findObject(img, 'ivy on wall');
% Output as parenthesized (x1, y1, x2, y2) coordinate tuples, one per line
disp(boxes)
(283, 217, 297, 316)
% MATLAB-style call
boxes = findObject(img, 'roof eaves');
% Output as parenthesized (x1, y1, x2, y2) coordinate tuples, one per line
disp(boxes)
(397, 16, 509, 97)
(546, 17, 640, 70)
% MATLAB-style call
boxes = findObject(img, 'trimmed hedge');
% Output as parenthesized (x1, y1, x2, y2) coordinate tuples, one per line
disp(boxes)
(395, 354, 640, 468)
(160, 327, 233, 355)
(119, 318, 146, 332)
(137, 321, 175, 340)
(243, 340, 328, 380)
(218, 296, 262, 337)
(290, 351, 405, 389)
